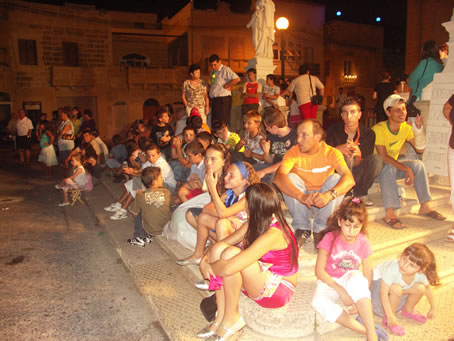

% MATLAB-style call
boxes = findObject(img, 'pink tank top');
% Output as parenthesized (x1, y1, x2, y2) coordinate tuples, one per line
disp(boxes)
(260, 221, 298, 277)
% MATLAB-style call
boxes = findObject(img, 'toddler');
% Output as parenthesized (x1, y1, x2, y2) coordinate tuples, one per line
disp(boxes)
(55, 153, 87, 206)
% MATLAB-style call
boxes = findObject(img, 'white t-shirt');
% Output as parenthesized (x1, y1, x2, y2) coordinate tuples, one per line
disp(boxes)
(263, 85, 281, 107)
(143, 156, 176, 190)
(16, 117, 34, 136)
(373, 259, 429, 290)
(288, 74, 324, 106)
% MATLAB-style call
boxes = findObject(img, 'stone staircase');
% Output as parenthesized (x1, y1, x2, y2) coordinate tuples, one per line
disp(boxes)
(83, 173, 454, 341)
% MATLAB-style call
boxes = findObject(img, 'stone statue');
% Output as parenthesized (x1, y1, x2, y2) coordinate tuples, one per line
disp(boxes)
(247, 0, 275, 59)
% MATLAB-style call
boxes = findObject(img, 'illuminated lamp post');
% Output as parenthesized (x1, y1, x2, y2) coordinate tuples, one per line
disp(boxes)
(276, 17, 289, 79)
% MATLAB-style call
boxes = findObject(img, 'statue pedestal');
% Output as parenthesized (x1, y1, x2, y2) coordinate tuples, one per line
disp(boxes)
(422, 16, 454, 177)
(246, 57, 277, 109)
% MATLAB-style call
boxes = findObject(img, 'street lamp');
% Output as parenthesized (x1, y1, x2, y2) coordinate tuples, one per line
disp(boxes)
(276, 17, 289, 79)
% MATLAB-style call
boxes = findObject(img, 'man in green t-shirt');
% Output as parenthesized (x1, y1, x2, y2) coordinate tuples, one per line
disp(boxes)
(372, 94, 445, 229)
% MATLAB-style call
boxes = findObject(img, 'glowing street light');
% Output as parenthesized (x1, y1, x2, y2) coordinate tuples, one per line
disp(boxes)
(376, 17, 381, 22)
(336, 11, 342, 16)
(276, 17, 289, 79)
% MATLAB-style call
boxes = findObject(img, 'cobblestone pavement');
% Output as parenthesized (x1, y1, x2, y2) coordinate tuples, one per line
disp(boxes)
(0, 146, 168, 341)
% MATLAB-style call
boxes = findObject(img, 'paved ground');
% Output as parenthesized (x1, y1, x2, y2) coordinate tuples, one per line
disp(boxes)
(0, 145, 168, 341)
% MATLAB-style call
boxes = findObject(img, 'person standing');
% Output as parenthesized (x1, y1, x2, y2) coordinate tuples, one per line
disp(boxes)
(57, 109, 75, 165)
(16, 109, 34, 166)
(182, 64, 209, 123)
(373, 71, 397, 123)
(288, 64, 324, 120)
(208, 54, 240, 125)
(7, 112, 18, 151)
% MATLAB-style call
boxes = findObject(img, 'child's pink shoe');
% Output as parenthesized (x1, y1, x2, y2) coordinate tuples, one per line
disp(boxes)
(401, 309, 427, 323)
(382, 316, 405, 336)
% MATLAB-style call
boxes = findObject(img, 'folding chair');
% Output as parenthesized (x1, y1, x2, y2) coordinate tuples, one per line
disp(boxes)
(69, 188, 84, 206)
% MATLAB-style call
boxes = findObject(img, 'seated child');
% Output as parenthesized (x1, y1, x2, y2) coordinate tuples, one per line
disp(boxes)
(170, 126, 196, 182)
(196, 131, 213, 150)
(37, 120, 58, 178)
(55, 152, 88, 207)
(212, 120, 243, 151)
(232, 111, 266, 164)
(127, 167, 171, 247)
(370, 243, 439, 336)
(106, 134, 128, 178)
(189, 108, 211, 134)
(256, 109, 297, 183)
(151, 110, 174, 161)
(128, 137, 153, 171)
(176, 141, 206, 203)
(312, 198, 388, 341)
(105, 144, 176, 220)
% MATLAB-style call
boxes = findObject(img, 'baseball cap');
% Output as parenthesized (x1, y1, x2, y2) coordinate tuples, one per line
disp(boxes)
(383, 94, 406, 111)
(190, 107, 201, 118)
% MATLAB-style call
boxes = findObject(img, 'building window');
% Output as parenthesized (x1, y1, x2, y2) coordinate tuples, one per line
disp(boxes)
(0, 48, 8, 67)
(18, 39, 37, 65)
(63, 42, 79, 66)
(344, 60, 352, 75)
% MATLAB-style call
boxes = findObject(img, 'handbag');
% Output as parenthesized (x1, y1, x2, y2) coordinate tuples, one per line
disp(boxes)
(200, 293, 217, 322)
(406, 58, 428, 117)
(309, 75, 323, 105)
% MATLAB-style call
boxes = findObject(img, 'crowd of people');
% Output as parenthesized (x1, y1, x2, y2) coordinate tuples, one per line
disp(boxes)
(6, 48, 452, 340)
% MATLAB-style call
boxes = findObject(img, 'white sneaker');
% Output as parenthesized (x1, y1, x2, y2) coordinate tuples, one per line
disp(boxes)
(359, 196, 374, 207)
(195, 279, 209, 290)
(110, 209, 128, 220)
(58, 202, 70, 207)
(104, 202, 121, 212)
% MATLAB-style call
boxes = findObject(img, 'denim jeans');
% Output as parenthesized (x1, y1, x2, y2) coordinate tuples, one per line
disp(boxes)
(350, 154, 384, 197)
(378, 159, 432, 209)
(170, 159, 191, 182)
(283, 173, 344, 233)
(252, 162, 274, 184)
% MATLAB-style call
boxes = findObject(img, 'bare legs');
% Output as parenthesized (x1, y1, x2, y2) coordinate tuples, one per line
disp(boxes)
(336, 298, 378, 341)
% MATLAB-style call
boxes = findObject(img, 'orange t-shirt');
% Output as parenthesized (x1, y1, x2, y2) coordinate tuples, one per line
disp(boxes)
(281, 142, 346, 191)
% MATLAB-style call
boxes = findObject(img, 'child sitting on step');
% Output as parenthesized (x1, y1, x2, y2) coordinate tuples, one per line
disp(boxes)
(370, 243, 439, 336)
(312, 197, 388, 341)
(127, 167, 171, 247)
(55, 152, 87, 207)
(104, 144, 175, 220)
(197, 183, 299, 340)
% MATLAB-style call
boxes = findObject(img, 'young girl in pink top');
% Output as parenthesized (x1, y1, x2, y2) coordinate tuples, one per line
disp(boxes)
(312, 198, 388, 341)
(198, 183, 298, 341)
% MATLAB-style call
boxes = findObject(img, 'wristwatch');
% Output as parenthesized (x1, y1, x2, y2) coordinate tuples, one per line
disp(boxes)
(329, 189, 338, 200)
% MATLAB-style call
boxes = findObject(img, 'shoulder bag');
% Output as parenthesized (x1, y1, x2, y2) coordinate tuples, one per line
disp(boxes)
(309, 75, 323, 105)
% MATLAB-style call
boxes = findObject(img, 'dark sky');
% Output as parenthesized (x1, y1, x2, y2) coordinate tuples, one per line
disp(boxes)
(26, 0, 407, 53)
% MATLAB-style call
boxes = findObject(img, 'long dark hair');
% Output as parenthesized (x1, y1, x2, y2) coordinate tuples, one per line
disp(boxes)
(315, 197, 368, 246)
(244, 183, 298, 269)
(422, 40, 442, 64)
(206, 143, 231, 194)
(402, 243, 440, 286)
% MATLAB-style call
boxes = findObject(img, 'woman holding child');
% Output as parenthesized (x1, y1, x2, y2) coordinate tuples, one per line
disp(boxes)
(176, 144, 260, 265)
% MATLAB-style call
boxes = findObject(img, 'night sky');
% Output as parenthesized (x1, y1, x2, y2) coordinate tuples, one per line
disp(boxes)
(25, 0, 407, 62)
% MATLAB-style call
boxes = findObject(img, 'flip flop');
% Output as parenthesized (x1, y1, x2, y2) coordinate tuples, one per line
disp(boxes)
(383, 218, 406, 230)
(446, 229, 454, 242)
(401, 309, 427, 323)
(382, 316, 405, 336)
(420, 210, 446, 220)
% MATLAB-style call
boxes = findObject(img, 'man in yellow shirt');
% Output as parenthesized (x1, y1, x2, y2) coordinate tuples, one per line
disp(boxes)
(274, 119, 355, 246)
(373, 94, 445, 229)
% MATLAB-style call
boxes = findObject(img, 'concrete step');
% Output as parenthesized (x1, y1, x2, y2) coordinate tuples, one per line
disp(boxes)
(88, 173, 454, 341)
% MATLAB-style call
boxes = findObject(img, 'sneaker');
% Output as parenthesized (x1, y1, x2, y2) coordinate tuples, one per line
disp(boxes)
(58, 202, 70, 207)
(110, 209, 128, 220)
(143, 236, 153, 243)
(55, 184, 62, 189)
(359, 195, 374, 207)
(127, 237, 145, 247)
(104, 202, 121, 212)
(294, 229, 311, 248)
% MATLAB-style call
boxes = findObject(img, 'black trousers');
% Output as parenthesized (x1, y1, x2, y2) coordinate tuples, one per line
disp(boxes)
(349, 154, 384, 197)
(211, 96, 232, 125)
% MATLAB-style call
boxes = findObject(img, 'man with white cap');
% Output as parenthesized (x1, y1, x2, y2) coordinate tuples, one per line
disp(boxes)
(372, 94, 445, 229)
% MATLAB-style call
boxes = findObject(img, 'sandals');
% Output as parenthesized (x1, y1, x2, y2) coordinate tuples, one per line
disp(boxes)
(383, 218, 406, 230)
(206, 316, 246, 341)
(382, 316, 405, 336)
(446, 229, 454, 242)
(420, 210, 446, 220)
(401, 309, 427, 323)
(355, 315, 389, 341)
(197, 321, 220, 339)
